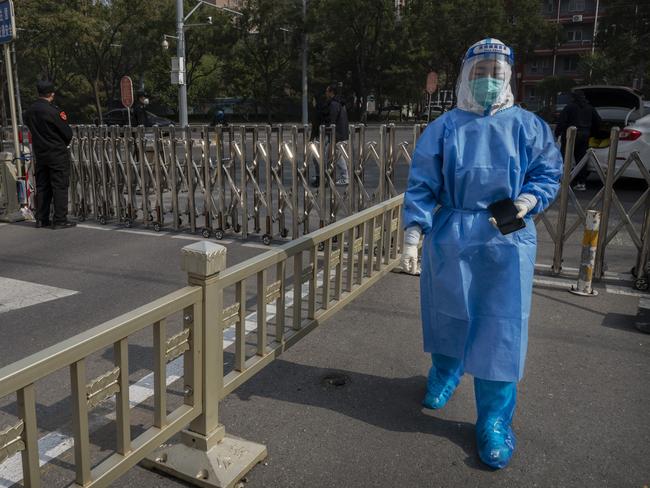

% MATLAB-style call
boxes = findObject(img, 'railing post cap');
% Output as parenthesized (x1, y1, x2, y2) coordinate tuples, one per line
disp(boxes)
(181, 241, 227, 277)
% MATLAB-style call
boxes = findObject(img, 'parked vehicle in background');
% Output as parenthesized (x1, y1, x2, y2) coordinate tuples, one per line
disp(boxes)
(575, 85, 644, 134)
(592, 113, 650, 180)
(94, 109, 174, 127)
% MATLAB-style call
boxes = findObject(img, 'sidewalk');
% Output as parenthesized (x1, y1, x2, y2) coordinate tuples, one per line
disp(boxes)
(124, 270, 649, 487)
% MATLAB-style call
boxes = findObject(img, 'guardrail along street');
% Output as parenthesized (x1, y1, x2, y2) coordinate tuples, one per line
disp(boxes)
(0, 195, 405, 487)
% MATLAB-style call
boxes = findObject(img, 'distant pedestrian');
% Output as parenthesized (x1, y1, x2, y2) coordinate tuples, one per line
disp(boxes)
(310, 84, 350, 187)
(133, 91, 150, 127)
(309, 94, 327, 186)
(24, 80, 76, 229)
(554, 90, 602, 191)
(210, 106, 227, 127)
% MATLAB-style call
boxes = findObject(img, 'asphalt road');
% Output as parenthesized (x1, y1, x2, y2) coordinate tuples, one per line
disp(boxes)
(0, 216, 648, 488)
(0, 165, 648, 487)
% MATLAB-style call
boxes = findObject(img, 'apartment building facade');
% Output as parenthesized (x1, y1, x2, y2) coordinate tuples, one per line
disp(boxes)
(520, 0, 603, 110)
(212, 0, 245, 10)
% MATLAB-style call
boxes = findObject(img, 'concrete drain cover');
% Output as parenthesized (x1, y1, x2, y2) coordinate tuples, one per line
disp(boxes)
(321, 372, 350, 389)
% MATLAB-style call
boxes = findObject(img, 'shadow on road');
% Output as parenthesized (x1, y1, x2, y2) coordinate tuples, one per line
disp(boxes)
(231, 358, 492, 471)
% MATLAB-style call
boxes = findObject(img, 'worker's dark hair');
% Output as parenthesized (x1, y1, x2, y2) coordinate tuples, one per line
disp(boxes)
(326, 84, 338, 96)
(37, 80, 55, 96)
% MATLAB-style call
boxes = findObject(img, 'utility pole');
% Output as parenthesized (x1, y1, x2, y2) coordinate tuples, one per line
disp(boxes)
(301, 0, 308, 125)
(10, 42, 21, 126)
(3, 44, 19, 170)
(552, 0, 561, 76)
(176, 0, 188, 127)
(591, 0, 600, 55)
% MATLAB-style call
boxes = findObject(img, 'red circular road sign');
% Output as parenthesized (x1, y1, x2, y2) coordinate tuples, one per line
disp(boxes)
(426, 71, 438, 95)
(120, 76, 134, 108)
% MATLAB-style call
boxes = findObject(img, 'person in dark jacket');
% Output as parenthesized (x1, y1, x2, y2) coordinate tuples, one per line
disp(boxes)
(310, 84, 350, 187)
(133, 91, 150, 127)
(325, 84, 350, 186)
(209, 106, 228, 127)
(24, 80, 76, 229)
(554, 90, 602, 191)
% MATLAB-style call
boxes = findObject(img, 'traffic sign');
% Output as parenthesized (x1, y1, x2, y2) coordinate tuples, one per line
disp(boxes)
(120, 76, 134, 108)
(0, 0, 15, 45)
(426, 71, 438, 94)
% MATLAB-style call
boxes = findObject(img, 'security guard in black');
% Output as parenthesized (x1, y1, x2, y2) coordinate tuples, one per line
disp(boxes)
(24, 80, 75, 228)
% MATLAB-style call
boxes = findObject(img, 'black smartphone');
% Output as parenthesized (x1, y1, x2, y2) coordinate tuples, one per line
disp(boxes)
(488, 198, 526, 235)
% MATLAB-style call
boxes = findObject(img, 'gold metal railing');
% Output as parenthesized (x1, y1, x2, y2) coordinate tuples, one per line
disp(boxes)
(0, 194, 405, 487)
(0, 287, 203, 487)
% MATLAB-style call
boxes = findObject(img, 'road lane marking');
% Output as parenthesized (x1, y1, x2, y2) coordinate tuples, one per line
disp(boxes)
(242, 242, 275, 249)
(605, 285, 649, 298)
(170, 235, 207, 241)
(0, 277, 78, 314)
(76, 224, 112, 231)
(0, 268, 326, 486)
(116, 229, 165, 237)
(533, 277, 574, 290)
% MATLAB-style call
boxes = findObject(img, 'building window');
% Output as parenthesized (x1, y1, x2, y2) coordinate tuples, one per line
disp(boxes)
(563, 57, 578, 72)
(544, 0, 553, 14)
(530, 60, 538, 73)
(567, 30, 583, 41)
(568, 0, 585, 12)
(528, 86, 537, 98)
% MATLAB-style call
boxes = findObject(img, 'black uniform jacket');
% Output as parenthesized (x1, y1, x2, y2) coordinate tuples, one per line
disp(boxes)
(25, 99, 73, 161)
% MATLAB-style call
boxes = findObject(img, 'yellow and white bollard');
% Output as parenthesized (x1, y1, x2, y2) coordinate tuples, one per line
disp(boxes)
(570, 210, 601, 296)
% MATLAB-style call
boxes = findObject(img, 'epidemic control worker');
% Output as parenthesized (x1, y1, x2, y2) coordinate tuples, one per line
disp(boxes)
(401, 39, 562, 469)
(24, 80, 76, 229)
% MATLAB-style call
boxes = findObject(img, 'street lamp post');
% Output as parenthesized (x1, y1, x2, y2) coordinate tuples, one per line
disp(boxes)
(168, 0, 243, 128)
(176, 0, 188, 127)
(301, 0, 308, 125)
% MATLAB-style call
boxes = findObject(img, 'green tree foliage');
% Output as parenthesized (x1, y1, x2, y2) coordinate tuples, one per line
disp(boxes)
(580, 0, 650, 95)
(308, 0, 399, 120)
(220, 0, 302, 122)
(10, 0, 571, 122)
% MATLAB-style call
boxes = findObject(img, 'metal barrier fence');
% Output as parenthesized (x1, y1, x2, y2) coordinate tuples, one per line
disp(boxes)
(52, 124, 422, 244)
(541, 127, 650, 289)
(0, 195, 405, 487)
(6, 121, 650, 284)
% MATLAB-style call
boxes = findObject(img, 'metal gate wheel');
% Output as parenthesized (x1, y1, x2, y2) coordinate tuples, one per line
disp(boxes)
(262, 234, 272, 246)
(201, 228, 211, 238)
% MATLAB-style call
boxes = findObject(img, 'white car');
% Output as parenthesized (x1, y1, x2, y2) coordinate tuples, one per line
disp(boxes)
(592, 113, 650, 180)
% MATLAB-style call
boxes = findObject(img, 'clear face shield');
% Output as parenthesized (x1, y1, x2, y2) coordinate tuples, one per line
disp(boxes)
(456, 48, 515, 116)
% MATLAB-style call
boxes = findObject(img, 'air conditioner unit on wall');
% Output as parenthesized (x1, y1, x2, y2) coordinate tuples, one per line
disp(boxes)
(572, 15, 583, 22)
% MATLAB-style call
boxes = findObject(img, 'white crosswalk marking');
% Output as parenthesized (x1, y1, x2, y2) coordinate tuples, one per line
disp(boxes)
(0, 267, 327, 486)
(0, 277, 78, 314)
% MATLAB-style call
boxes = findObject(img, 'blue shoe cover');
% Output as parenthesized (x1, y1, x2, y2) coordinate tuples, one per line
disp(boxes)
(474, 378, 517, 469)
(476, 418, 516, 469)
(422, 354, 462, 410)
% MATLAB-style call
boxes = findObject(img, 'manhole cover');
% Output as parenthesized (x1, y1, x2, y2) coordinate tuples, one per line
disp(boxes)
(321, 372, 350, 389)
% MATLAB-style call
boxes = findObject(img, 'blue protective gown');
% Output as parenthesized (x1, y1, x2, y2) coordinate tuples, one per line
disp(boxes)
(404, 106, 562, 382)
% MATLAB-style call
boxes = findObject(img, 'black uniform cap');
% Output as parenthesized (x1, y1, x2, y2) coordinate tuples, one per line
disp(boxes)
(37, 80, 55, 96)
